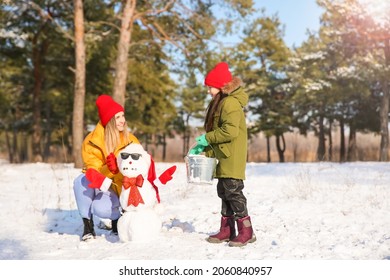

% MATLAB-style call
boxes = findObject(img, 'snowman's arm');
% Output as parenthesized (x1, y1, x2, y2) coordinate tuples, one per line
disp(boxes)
(154, 165, 177, 187)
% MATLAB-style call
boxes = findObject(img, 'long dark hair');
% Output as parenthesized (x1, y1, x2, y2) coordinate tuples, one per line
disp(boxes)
(204, 92, 227, 132)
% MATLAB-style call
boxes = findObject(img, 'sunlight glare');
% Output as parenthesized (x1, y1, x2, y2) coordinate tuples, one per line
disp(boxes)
(359, 0, 390, 26)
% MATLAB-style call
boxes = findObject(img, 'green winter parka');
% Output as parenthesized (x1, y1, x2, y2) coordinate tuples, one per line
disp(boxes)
(204, 77, 248, 180)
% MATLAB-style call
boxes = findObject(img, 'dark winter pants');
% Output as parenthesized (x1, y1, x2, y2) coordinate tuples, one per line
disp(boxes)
(216, 178, 248, 219)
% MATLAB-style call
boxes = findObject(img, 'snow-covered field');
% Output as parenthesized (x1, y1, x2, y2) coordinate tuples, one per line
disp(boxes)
(0, 160, 389, 278)
(1, 160, 389, 260)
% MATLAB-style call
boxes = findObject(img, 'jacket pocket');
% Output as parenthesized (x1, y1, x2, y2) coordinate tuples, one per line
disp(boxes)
(218, 143, 231, 158)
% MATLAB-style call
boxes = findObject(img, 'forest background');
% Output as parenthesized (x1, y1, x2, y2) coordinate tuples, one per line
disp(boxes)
(0, 0, 389, 166)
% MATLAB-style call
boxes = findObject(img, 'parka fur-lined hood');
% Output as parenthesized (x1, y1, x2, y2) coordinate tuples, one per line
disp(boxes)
(221, 76, 242, 94)
(221, 76, 248, 107)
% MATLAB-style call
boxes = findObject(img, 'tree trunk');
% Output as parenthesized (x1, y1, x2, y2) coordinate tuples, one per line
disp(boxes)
(5, 130, 13, 163)
(112, 0, 136, 107)
(379, 38, 390, 161)
(347, 124, 358, 161)
(275, 134, 285, 163)
(12, 126, 20, 163)
(379, 80, 389, 161)
(317, 115, 326, 161)
(31, 29, 49, 163)
(183, 114, 191, 158)
(161, 134, 167, 161)
(72, 0, 86, 168)
(339, 119, 346, 162)
(43, 101, 52, 161)
(266, 135, 271, 162)
(328, 119, 333, 161)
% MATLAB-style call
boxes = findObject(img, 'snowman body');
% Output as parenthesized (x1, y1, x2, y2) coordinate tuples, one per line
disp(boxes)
(116, 143, 161, 242)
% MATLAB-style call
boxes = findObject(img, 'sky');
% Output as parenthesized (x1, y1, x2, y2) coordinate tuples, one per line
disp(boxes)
(256, 0, 324, 47)
(0, 159, 389, 279)
(219, 0, 324, 48)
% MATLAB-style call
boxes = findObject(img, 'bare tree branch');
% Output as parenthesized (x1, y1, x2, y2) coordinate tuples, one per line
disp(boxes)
(133, 0, 176, 20)
(24, 0, 74, 41)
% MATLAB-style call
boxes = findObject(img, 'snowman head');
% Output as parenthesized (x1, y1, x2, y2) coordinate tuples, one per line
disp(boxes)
(117, 143, 151, 178)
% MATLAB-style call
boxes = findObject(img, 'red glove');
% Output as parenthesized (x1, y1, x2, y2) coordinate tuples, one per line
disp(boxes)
(106, 153, 119, 174)
(85, 168, 107, 189)
(158, 165, 177, 184)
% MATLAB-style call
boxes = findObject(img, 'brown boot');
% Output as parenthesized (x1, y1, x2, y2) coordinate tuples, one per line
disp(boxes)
(207, 216, 236, 243)
(228, 216, 256, 247)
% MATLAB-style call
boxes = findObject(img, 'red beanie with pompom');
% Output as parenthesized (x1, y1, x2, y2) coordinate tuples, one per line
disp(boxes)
(96, 95, 124, 127)
(204, 62, 232, 89)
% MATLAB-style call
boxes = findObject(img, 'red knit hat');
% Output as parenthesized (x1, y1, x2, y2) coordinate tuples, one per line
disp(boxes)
(204, 62, 232, 89)
(95, 95, 124, 127)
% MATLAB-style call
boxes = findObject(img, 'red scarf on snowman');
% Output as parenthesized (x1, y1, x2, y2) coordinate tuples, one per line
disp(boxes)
(122, 158, 160, 207)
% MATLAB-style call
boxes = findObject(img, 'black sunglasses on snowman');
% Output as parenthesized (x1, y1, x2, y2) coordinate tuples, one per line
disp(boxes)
(120, 153, 142, 160)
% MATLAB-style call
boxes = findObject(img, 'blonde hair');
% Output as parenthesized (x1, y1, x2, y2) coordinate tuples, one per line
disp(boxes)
(104, 117, 129, 154)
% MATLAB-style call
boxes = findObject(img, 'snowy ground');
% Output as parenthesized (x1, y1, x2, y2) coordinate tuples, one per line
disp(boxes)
(0, 160, 389, 261)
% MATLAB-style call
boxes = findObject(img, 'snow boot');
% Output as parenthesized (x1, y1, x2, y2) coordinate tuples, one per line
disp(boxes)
(111, 218, 118, 235)
(207, 216, 236, 243)
(82, 217, 96, 241)
(228, 216, 256, 247)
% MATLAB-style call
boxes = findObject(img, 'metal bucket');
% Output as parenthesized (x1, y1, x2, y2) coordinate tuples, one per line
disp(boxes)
(185, 154, 217, 185)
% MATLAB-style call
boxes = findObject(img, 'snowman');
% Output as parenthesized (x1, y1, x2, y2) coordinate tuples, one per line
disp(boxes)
(116, 143, 176, 242)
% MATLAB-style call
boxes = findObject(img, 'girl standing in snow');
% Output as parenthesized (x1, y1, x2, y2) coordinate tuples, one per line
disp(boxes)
(73, 95, 139, 241)
(190, 62, 256, 247)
